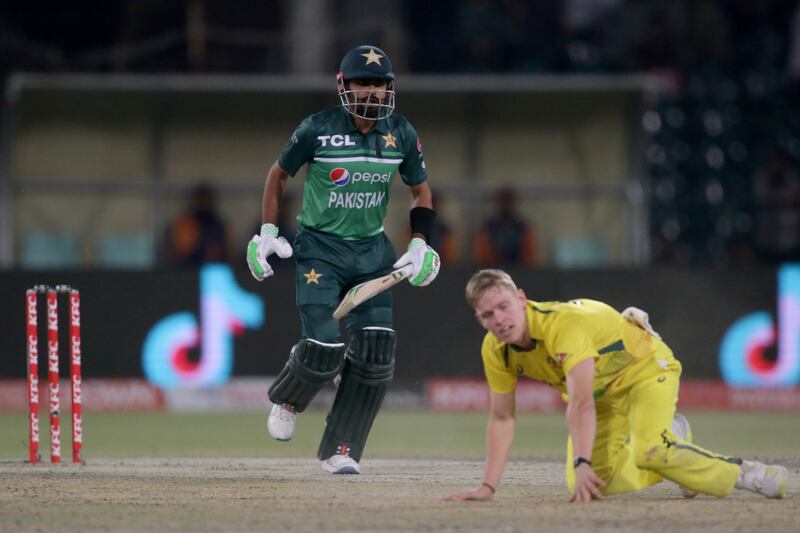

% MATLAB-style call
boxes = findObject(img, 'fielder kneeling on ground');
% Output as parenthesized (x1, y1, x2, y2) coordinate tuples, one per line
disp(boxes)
(443, 269, 789, 503)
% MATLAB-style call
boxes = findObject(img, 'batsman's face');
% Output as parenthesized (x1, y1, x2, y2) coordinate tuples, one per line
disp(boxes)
(474, 286, 528, 345)
(349, 79, 388, 118)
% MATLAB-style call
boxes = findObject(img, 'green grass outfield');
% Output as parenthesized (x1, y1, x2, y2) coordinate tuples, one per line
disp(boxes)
(1, 410, 799, 460)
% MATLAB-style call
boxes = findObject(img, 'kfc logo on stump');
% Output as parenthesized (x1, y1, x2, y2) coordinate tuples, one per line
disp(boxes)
(329, 168, 350, 187)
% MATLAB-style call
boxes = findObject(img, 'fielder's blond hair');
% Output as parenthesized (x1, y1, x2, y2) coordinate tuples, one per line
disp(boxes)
(465, 269, 518, 308)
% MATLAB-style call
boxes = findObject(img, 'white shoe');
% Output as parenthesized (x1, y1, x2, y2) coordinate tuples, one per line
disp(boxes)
(320, 454, 360, 475)
(736, 460, 789, 499)
(268, 403, 296, 441)
(671, 413, 699, 499)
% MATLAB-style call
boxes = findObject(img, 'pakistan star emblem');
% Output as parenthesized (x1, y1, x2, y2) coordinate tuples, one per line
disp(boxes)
(382, 132, 397, 148)
(362, 49, 383, 66)
(304, 268, 323, 285)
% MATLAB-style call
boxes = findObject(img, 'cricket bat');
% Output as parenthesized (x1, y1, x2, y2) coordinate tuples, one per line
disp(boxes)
(332, 264, 414, 320)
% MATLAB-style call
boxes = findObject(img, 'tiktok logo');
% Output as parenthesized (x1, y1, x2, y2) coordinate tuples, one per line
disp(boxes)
(142, 264, 263, 388)
(719, 265, 800, 387)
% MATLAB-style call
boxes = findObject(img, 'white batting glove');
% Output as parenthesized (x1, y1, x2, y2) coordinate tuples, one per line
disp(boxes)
(393, 237, 440, 287)
(246, 223, 293, 281)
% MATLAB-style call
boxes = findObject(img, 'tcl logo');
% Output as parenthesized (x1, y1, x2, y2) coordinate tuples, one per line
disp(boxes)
(317, 135, 356, 147)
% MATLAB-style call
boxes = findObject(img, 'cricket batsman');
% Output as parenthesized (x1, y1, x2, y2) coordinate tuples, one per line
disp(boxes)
(246, 45, 440, 474)
(444, 269, 789, 502)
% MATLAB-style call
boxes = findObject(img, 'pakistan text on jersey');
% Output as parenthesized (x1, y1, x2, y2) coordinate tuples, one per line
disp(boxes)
(328, 191, 386, 209)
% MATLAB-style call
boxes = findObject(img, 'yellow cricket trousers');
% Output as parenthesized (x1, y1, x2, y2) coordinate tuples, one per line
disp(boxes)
(566, 353, 741, 497)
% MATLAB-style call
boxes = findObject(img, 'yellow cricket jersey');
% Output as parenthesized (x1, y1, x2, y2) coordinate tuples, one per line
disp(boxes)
(481, 299, 676, 398)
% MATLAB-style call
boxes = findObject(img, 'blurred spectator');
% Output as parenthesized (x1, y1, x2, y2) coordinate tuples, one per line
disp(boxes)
(752, 149, 800, 263)
(472, 187, 538, 266)
(168, 183, 230, 266)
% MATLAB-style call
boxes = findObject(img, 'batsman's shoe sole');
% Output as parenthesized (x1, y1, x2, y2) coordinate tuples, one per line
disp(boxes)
(320, 464, 360, 474)
(750, 464, 789, 499)
(766, 466, 790, 499)
(332, 467, 359, 475)
(320, 455, 360, 475)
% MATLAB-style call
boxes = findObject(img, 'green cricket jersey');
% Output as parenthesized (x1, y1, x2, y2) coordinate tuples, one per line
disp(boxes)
(278, 106, 428, 240)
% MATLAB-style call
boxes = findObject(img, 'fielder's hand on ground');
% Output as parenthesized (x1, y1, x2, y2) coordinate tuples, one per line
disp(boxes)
(393, 237, 440, 287)
(441, 484, 494, 502)
(570, 464, 607, 503)
(246, 223, 293, 281)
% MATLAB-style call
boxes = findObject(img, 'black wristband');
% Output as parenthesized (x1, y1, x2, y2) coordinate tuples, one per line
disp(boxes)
(409, 206, 436, 242)
(481, 482, 496, 494)
(573, 457, 592, 469)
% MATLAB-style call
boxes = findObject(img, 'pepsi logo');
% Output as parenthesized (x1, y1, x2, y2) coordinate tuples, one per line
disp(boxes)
(329, 168, 350, 186)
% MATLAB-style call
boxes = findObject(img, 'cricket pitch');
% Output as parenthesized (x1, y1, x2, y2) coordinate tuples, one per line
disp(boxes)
(1, 457, 797, 532)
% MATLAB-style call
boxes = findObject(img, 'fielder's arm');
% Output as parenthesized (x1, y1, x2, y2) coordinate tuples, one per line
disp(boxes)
(565, 357, 607, 502)
(442, 390, 515, 501)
